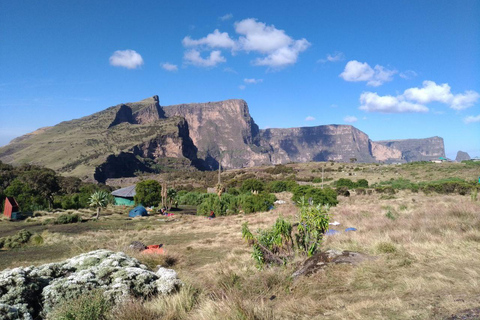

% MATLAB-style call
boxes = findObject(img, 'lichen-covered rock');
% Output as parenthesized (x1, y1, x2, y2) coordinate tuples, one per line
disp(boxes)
(0, 249, 182, 319)
(0, 303, 33, 320)
(156, 267, 183, 294)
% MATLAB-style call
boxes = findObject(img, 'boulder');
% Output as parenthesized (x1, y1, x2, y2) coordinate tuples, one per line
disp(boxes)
(0, 249, 182, 319)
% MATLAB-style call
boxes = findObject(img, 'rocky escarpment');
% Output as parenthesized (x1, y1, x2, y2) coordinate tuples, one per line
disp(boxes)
(164, 99, 270, 169)
(374, 136, 445, 162)
(259, 125, 376, 164)
(0, 250, 182, 320)
(0, 95, 447, 180)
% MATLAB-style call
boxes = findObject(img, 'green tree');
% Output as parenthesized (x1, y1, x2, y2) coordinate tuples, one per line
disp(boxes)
(166, 188, 178, 210)
(89, 190, 110, 219)
(134, 180, 162, 207)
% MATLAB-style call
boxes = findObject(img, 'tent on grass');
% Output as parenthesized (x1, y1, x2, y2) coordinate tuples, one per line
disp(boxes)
(129, 206, 148, 218)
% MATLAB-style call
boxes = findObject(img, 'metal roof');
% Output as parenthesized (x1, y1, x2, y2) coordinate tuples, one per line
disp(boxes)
(111, 185, 136, 198)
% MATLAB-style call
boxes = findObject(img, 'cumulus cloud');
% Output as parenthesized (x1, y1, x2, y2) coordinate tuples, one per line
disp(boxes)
(399, 70, 418, 80)
(161, 63, 178, 72)
(359, 92, 429, 113)
(182, 18, 310, 69)
(305, 116, 315, 121)
(244, 78, 263, 84)
(339, 60, 396, 87)
(183, 49, 226, 67)
(109, 50, 144, 69)
(464, 115, 480, 124)
(220, 13, 233, 21)
(343, 115, 358, 123)
(403, 80, 480, 110)
(318, 51, 345, 63)
(183, 29, 235, 49)
(235, 19, 310, 68)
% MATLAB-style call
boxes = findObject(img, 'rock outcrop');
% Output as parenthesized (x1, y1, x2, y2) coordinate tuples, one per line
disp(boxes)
(0, 250, 182, 319)
(0, 95, 447, 180)
(260, 125, 376, 163)
(455, 151, 471, 162)
(374, 136, 445, 162)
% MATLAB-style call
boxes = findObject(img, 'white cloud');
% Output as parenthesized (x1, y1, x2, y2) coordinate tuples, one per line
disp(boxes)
(399, 70, 418, 79)
(318, 51, 345, 63)
(464, 115, 480, 124)
(223, 67, 237, 74)
(359, 92, 429, 113)
(451, 91, 480, 110)
(403, 80, 480, 110)
(183, 29, 235, 49)
(339, 60, 396, 86)
(244, 78, 263, 84)
(182, 18, 310, 69)
(330, 104, 338, 108)
(343, 115, 358, 123)
(183, 49, 226, 67)
(239, 85, 246, 90)
(161, 63, 178, 72)
(109, 50, 144, 69)
(234, 19, 310, 68)
(305, 116, 315, 121)
(220, 13, 233, 21)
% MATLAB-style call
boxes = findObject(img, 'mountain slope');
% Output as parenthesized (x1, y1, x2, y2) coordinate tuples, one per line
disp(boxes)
(0, 95, 446, 181)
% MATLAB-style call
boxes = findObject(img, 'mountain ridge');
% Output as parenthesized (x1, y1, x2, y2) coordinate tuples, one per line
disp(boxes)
(0, 96, 446, 182)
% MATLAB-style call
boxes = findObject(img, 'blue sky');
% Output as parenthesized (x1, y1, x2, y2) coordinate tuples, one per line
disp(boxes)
(1, 0, 479, 158)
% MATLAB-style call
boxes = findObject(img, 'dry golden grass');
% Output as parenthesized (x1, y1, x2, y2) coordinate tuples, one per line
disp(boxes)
(2, 190, 480, 319)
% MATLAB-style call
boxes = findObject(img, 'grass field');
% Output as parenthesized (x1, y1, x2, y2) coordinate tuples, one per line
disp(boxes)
(1, 185, 479, 319)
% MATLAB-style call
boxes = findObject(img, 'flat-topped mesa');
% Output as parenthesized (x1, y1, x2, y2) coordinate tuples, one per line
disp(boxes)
(163, 99, 268, 169)
(260, 125, 376, 164)
(373, 136, 445, 162)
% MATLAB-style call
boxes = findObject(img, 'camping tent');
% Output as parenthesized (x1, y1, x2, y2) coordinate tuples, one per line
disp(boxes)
(129, 206, 148, 218)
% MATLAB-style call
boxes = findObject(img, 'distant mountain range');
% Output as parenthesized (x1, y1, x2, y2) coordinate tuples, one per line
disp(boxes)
(0, 96, 445, 182)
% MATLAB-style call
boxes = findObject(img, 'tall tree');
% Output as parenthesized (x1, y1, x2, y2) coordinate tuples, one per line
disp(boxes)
(134, 180, 162, 207)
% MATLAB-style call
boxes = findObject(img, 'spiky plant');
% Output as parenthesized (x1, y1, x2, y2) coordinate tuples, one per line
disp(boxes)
(89, 191, 110, 219)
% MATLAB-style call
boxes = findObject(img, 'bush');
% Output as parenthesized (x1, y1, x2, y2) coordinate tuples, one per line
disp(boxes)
(355, 188, 366, 195)
(336, 186, 350, 197)
(240, 179, 265, 194)
(134, 180, 162, 207)
(49, 289, 112, 320)
(264, 164, 294, 175)
(266, 180, 298, 193)
(292, 185, 338, 206)
(54, 213, 81, 224)
(197, 192, 276, 216)
(0, 229, 33, 249)
(177, 192, 208, 206)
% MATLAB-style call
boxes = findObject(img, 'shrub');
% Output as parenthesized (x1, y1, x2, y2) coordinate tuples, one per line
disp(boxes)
(292, 185, 338, 206)
(266, 180, 298, 193)
(54, 213, 81, 224)
(237, 193, 276, 214)
(264, 164, 294, 175)
(196, 192, 276, 215)
(336, 186, 350, 197)
(356, 188, 366, 195)
(134, 180, 162, 207)
(0, 229, 33, 249)
(240, 179, 265, 194)
(177, 192, 206, 206)
(48, 289, 112, 320)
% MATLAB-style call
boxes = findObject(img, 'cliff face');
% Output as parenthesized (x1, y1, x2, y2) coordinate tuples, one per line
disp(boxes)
(0, 95, 447, 181)
(259, 125, 376, 164)
(163, 99, 269, 169)
(374, 137, 445, 162)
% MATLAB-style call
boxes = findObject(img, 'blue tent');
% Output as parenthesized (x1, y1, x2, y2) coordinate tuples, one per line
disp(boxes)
(129, 206, 148, 218)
